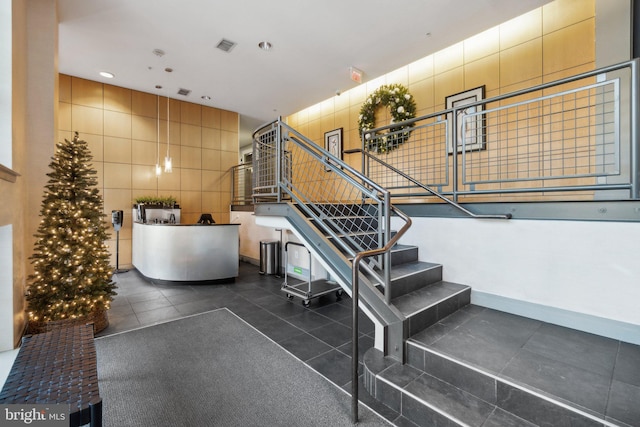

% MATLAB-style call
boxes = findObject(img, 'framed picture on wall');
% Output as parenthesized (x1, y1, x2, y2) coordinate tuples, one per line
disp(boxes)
(445, 86, 486, 154)
(324, 128, 343, 171)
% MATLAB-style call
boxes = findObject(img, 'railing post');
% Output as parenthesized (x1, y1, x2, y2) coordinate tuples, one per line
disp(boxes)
(631, 59, 639, 199)
(451, 107, 459, 202)
(383, 192, 391, 305)
(275, 118, 282, 202)
(351, 254, 362, 424)
(230, 165, 236, 204)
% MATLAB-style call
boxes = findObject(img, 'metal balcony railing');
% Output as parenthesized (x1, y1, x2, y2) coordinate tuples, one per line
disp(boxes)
(230, 163, 253, 206)
(360, 59, 639, 203)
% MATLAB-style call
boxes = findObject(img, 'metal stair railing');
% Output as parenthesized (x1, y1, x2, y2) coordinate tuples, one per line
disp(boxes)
(349, 205, 411, 423)
(345, 147, 512, 219)
(253, 118, 415, 423)
(253, 119, 413, 274)
(252, 117, 409, 330)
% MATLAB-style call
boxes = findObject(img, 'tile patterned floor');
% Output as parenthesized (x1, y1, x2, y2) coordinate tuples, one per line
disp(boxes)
(100, 262, 402, 424)
(5, 261, 636, 426)
(411, 305, 640, 426)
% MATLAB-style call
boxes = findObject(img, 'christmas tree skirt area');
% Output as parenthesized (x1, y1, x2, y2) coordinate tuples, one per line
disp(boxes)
(27, 308, 109, 335)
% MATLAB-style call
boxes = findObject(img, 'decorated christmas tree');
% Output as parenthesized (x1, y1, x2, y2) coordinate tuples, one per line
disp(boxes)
(27, 132, 116, 331)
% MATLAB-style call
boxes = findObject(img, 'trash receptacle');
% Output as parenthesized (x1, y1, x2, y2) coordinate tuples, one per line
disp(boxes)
(259, 240, 280, 276)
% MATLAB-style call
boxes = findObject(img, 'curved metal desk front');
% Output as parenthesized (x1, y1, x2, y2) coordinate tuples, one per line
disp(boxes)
(132, 222, 239, 282)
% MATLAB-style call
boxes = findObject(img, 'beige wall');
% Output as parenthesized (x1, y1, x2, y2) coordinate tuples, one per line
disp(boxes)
(286, 0, 600, 171)
(0, 0, 28, 351)
(0, 0, 58, 350)
(58, 75, 239, 269)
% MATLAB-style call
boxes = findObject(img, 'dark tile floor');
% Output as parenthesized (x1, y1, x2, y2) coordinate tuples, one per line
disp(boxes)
(411, 305, 640, 426)
(100, 263, 640, 427)
(101, 262, 402, 424)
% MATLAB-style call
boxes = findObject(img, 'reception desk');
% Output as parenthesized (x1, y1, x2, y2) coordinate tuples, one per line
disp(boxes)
(132, 222, 239, 282)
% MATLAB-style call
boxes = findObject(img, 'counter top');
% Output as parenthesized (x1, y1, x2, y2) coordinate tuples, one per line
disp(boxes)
(135, 221, 240, 227)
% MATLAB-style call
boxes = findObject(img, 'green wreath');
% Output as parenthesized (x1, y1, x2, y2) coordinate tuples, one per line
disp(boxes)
(358, 83, 417, 154)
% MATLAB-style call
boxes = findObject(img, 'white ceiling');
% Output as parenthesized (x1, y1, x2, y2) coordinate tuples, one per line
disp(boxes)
(58, 0, 551, 137)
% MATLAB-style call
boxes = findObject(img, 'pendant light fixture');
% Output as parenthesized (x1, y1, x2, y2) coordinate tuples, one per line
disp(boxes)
(164, 96, 173, 173)
(155, 94, 162, 177)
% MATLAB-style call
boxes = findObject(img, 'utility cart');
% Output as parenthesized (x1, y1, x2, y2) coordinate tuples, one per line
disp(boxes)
(281, 241, 343, 307)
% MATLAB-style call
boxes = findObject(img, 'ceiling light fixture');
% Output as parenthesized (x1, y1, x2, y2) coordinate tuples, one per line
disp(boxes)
(258, 41, 272, 51)
(155, 95, 162, 177)
(99, 71, 114, 79)
(201, 95, 211, 101)
(164, 96, 172, 173)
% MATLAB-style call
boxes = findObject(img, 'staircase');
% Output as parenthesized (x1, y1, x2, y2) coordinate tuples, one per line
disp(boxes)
(292, 202, 631, 427)
(300, 202, 471, 346)
(252, 119, 635, 427)
(363, 306, 634, 427)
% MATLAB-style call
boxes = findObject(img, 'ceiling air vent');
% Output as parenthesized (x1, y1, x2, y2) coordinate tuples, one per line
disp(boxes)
(216, 38, 237, 53)
(177, 88, 191, 97)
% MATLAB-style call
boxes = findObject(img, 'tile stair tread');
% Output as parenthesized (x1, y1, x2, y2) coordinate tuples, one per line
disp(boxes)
(405, 306, 638, 427)
(389, 260, 441, 281)
(365, 344, 621, 427)
(343, 244, 419, 262)
(403, 372, 495, 427)
(390, 243, 417, 253)
(365, 348, 503, 427)
(310, 215, 378, 220)
(392, 281, 469, 317)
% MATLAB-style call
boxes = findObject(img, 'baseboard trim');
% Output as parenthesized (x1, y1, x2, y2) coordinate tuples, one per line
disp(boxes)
(239, 255, 259, 266)
(471, 291, 640, 346)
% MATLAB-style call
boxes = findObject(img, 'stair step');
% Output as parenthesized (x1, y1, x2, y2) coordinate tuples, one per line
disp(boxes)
(298, 202, 375, 218)
(390, 244, 418, 265)
(364, 348, 525, 427)
(316, 216, 379, 232)
(392, 281, 470, 336)
(387, 261, 442, 300)
(400, 305, 634, 427)
(364, 345, 615, 427)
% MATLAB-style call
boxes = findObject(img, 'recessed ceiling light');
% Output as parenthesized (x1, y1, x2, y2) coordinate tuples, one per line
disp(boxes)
(99, 71, 114, 79)
(155, 85, 163, 89)
(201, 96, 211, 101)
(258, 41, 272, 51)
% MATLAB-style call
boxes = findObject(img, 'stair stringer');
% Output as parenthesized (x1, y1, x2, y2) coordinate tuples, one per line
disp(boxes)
(255, 202, 406, 362)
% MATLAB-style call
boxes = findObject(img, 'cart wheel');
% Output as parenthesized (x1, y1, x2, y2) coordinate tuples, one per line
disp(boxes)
(286, 293, 294, 300)
(336, 290, 343, 300)
(302, 300, 310, 308)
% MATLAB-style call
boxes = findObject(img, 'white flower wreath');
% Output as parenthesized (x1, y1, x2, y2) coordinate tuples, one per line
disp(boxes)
(358, 83, 417, 153)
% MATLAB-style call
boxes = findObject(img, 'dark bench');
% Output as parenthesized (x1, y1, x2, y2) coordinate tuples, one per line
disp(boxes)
(0, 324, 102, 427)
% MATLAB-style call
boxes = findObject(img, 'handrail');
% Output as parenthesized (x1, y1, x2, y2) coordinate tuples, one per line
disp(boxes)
(344, 148, 512, 220)
(351, 205, 411, 424)
(253, 118, 414, 423)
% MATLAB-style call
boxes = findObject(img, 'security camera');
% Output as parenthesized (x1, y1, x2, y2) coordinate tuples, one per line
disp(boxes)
(335, 90, 341, 96)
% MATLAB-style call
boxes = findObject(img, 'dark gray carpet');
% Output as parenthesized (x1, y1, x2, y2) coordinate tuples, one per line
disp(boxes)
(95, 309, 391, 426)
